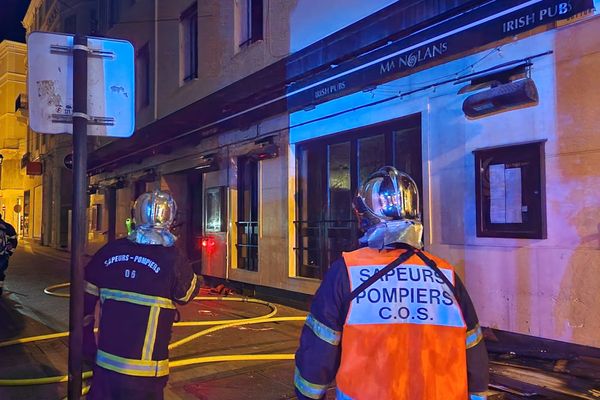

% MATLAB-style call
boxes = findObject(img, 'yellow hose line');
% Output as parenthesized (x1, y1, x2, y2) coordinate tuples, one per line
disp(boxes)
(169, 316, 306, 350)
(174, 296, 278, 327)
(0, 317, 305, 387)
(169, 353, 295, 368)
(0, 296, 278, 347)
(0, 331, 69, 348)
(0, 290, 307, 388)
(43, 282, 71, 298)
(0, 371, 93, 386)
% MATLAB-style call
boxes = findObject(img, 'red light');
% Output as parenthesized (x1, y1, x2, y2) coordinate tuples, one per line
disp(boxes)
(198, 236, 216, 255)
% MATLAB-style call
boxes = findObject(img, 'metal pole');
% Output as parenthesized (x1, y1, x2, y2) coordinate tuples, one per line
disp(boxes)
(68, 34, 88, 400)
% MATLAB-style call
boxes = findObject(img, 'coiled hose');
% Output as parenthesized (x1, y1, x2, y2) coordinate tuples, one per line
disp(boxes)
(0, 283, 307, 397)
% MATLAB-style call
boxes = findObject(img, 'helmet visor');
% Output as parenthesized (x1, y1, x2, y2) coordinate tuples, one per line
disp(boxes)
(359, 169, 419, 221)
(134, 190, 177, 229)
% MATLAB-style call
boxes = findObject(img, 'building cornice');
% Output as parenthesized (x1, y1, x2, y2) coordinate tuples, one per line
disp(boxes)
(0, 41, 27, 59)
(23, 0, 44, 30)
(0, 75, 27, 86)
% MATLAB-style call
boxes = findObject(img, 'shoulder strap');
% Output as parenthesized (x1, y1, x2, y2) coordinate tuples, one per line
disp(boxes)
(344, 248, 415, 306)
(412, 250, 461, 305)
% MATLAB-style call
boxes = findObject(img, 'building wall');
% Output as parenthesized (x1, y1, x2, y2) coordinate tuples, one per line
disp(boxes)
(83, 1, 600, 348)
(95, 0, 294, 125)
(288, 16, 600, 347)
(0, 40, 27, 233)
(98, 0, 156, 130)
(549, 17, 600, 346)
(88, 0, 479, 265)
(153, 0, 293, 118)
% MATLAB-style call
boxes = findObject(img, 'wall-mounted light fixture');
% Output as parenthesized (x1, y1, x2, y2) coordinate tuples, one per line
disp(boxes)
(248, 136, 278, 161)
(458, 63, 539, 118)
(462, 78, 538, 118)
(194, 153, 218, 171)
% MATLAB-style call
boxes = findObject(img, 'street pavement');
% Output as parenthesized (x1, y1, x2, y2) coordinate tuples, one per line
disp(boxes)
(0, 240, 330, 400)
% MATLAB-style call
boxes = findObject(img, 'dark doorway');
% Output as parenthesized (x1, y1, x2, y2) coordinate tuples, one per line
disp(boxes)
(295, 114, 422, 279)
(187, 172, 203, 272)
(236, 156, 259, 271)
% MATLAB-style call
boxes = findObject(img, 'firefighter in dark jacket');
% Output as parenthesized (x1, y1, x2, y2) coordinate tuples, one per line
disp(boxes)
(83, 189, 200, 400)
(0, 213, 18, 296)
(294, 167, 489, 400)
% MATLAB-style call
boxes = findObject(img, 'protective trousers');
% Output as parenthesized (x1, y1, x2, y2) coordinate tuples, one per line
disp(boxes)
(87, 366, 166, 400)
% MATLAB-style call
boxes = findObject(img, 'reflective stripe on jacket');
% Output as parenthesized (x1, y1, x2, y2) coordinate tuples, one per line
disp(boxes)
(336, 247, 468, 400)
(83, 238, 200, 381)
(93, 287, 176, 376)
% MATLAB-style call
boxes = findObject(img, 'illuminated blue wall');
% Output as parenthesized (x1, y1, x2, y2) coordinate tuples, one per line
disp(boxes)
(283, 1, 600, 345)
(288, 16, 600, 347)
(289, 0, 398, 53)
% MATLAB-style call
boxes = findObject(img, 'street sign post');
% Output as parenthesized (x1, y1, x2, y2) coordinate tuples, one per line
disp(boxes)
(27, 32, 135, 137)
(27, 31, 135, 399)
(67, 34, 88, 400)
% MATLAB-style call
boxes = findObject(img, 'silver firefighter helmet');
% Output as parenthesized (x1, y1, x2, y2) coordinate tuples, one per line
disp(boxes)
(353, 166, 423, 249)
(128, 189, 177, 247)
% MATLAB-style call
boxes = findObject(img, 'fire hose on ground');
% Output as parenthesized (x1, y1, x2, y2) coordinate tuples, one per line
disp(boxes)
(0, 283, 307, 396)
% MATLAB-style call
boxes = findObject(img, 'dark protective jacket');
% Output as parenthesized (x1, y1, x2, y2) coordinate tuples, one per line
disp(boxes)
(83, 238, 200, 383)
(0, 219, 18, 258)
(294, 247, 489, 400)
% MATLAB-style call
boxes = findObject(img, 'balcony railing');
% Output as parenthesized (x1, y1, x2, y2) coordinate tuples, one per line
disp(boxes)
(236, 221, 258, 271)
(294, 219, 358, 279)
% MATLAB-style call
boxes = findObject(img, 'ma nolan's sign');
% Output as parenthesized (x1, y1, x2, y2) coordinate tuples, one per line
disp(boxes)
(286, 0, 594, 110)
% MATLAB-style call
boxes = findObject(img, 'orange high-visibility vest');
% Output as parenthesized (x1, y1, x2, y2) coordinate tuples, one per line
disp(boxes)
(336, 247, 468, 400)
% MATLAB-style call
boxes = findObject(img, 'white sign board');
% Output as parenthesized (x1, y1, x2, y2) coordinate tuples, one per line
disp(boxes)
(27, 31, 135, 137)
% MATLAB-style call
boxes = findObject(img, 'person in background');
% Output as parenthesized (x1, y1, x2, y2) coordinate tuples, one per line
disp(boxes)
(294, 166, 489, 400)
(83, 189, 200, 400)
(0, 213, 18, 296)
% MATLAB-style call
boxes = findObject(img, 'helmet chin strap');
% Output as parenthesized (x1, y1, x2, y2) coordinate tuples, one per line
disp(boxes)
(359, 220, 423, 250)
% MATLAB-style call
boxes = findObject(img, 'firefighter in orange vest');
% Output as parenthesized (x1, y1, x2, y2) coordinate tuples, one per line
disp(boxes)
(294, 166, 489, 400)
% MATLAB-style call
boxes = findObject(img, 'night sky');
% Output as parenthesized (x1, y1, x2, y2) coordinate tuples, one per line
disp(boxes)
(0, 0, 31, 43)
